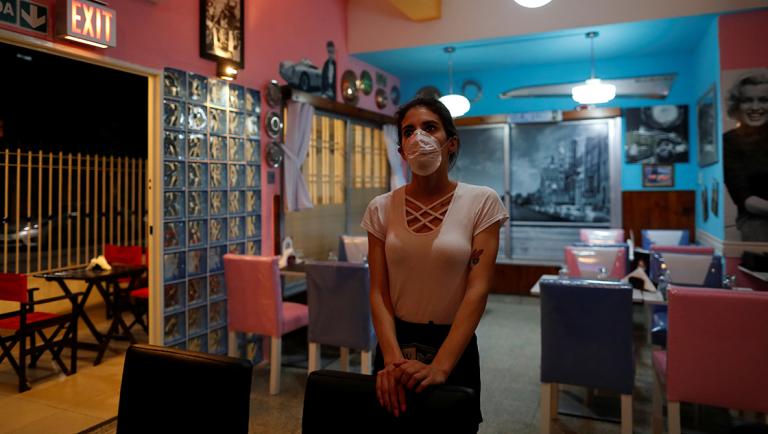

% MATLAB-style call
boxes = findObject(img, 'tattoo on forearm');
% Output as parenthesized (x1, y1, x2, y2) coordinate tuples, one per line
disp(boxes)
(469, 249, 484, 268)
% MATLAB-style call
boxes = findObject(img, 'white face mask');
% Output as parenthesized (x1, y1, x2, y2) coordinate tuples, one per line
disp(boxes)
(403, 129, 444, 176)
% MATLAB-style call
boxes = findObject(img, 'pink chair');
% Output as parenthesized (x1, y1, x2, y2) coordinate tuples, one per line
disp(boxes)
(651, 286, 768, 434)
(565, 245, 627, 280)
(579, 228, 625, 245)
(224, 254, 309, 395)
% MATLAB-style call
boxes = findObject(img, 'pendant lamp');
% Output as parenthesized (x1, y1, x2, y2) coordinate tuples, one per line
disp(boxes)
(514, 0, 552, 8)
(571, 32, 616, 105)
(438, 47, 470, 118)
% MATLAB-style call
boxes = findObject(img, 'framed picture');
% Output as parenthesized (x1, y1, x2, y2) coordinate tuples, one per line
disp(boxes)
(200, 0, 245, 68)
(642, 164, 675, 188)
(625, 105, 689, 164)
(697, 85, 718, 166)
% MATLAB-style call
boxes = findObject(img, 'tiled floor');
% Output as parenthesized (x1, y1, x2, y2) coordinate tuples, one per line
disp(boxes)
(0, 297, 141, 434)
(0, 295, 754, 434)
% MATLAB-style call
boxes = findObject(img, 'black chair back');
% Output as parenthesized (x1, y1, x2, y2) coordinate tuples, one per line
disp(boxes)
(303, 369, 478, 434)
(117, 344, 252, 434)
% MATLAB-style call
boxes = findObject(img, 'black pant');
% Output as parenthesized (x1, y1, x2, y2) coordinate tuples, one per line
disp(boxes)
(373, 317, 482, 429)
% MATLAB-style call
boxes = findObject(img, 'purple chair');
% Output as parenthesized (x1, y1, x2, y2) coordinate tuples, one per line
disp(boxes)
(540, 278, 635, 434)
(306, 261, 375, 374)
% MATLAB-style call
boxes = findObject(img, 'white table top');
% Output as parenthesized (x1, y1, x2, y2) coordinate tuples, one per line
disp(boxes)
(529, 274, 664, 304)
(738, 265, 768, 282)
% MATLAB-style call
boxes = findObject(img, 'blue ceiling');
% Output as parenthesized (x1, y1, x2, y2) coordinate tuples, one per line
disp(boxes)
(353, 14, 718, 77)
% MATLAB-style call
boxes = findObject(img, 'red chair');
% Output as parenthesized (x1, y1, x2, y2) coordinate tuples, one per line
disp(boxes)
(652, 286, 768, 434)
(564, 245, 627, 280)
(579, 228, 625, 245)
(0, 273, 79, 392)
(104, 244, 148, 331)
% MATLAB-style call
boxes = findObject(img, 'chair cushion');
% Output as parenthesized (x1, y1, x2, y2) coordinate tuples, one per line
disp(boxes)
(0, 312, 63, 330)
(652, 350, 667, 386)
(130, 288, 149, 299)
(282, 302, 309, 334)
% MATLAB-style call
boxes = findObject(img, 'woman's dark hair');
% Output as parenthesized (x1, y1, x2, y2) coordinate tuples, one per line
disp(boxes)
(395, 97, 460, 168)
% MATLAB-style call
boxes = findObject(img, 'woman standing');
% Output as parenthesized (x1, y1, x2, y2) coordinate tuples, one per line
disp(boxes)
(361, 97, 508, 431)
(723, 71, 768, 241)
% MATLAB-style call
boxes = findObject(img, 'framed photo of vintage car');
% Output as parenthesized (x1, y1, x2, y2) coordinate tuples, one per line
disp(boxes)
(642, 164, 675, 188)
(200, 0, 245, 68)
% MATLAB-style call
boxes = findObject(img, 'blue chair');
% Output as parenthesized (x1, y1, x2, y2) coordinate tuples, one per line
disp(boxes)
(306, 261, 376, 374)
(540, 278, 635, 434)
(640, 229, 690, 250)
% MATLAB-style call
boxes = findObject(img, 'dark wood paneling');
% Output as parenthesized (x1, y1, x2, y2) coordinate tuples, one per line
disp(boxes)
(493, 263, 561, 295)
(622, 191, 696, 243)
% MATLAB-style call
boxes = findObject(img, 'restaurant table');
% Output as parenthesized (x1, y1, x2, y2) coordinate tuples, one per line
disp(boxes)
(34, 265, 147, 365)
(279, 262, 308, 299)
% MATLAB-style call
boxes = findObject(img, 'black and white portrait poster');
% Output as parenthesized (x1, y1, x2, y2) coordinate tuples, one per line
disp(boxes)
(625, 105, 689, 164)
(201, 0, 244, 67)
(697, 86, 718, 166)
(722, 68, 768, 242)
(510, 120, 611, 225)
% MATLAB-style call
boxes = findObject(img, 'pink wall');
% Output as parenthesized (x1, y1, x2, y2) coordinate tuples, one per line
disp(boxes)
(719, 9, 768, 70)
(1, 0, 400, 255)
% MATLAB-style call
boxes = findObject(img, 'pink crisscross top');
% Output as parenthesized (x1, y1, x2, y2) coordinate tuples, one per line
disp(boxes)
(404, 189, 455, 234)
(362, 183, 508, 324)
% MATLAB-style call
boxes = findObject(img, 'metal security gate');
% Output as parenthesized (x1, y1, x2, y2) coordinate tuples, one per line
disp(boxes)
(1, 149, 148, 274)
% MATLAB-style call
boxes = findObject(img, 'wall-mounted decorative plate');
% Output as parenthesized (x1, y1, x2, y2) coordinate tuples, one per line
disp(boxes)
(265, 142, 284, 168)
(390, 85, 401, 106)
(341, 70, 358, 105)
(416, 86, 441, 100)
(265, 111, 283, 138)
(375, 88, 388, 110)
(462, 80, 483, 103)
(359, 70, 373, 96)
(265, 80, 282, 108)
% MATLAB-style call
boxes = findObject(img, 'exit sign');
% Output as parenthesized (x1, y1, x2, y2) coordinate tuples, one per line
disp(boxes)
(56, 0, 116, 48)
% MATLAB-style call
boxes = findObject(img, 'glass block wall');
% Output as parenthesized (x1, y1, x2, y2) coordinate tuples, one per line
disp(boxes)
(161, 68, 262, 353)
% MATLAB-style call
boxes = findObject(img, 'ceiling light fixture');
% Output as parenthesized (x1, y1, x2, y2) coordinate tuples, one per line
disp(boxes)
(438, 47, 470, 118)
(571, 32, 616, 105)
(514, 0, 552, 8)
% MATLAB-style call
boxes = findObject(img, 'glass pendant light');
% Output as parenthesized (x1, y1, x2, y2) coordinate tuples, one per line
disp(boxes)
(514, 0, 552, 8)
(438, 47, 470, 118)
(571, 32, 616, 105)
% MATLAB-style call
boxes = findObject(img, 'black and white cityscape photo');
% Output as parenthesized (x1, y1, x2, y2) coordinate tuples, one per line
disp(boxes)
(510, 120, 611, 225)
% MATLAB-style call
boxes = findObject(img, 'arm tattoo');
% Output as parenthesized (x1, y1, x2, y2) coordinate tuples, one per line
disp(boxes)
(469, 249, 484, 268)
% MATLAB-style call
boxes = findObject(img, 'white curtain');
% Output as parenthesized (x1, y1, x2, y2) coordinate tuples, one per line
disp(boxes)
(283, 101, 315, 211)
(383, 124, 406, 190)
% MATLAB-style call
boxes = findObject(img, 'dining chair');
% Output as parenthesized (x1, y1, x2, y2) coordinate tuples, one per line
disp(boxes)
(223, 254, 308, 395)
(649, 247, 722, 287)
(579, 228, 625, 245)
(338, 235, 369, 263)
(651, 286, 768, 434)
(303, 369, 479, 434)
(539, 278, 635, 434)
(117, 344, 252, 434)
(104, 244, 149, 334)
(0, 273, 79, 392)
(564, 245, 627, 280)
(640, 229, 690, 250)
(305, 261, 376, 374)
